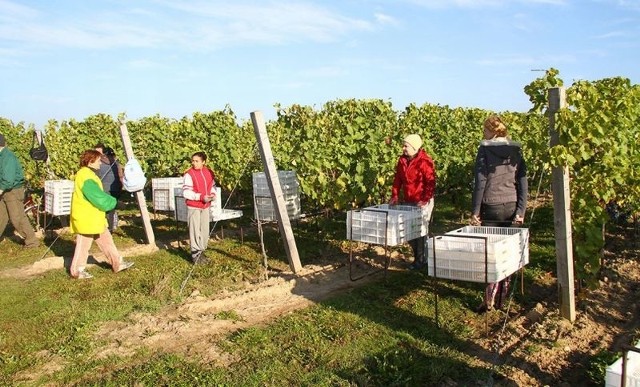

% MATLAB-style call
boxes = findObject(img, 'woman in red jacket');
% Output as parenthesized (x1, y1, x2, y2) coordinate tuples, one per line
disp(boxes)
(390, 134, 436, 270)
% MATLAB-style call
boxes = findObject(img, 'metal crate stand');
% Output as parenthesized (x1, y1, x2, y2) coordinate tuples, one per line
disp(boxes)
(346, 204, 430, 281)
(173, 188, 243, 249)
(428, 226, 529, 333)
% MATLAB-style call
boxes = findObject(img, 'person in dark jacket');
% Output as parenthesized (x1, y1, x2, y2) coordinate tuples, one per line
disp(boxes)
(390, 134, 436, 270)
(0, 133, 39, 248)
(471, 115, 528, 313)
(95, 144, 123, 233)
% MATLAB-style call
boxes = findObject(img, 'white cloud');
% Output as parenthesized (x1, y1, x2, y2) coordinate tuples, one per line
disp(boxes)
(0, 0, 38, 20)
(616, 0, 640, 11)
(401, 0, 567, 8)
(128, 59, 163, 69)
(402, 0, 503, 8)
(476, 53, 576, 66)
(154, 1, 373, 46)
(0, 1, 374, 52)
(374, 12, 400, 26)
(299, 66, 347, 78)
(594, 30, 627, 38)
(476, 55, 536, 66)
(421, 55, 452, 64)
(522, 0, 567, 4)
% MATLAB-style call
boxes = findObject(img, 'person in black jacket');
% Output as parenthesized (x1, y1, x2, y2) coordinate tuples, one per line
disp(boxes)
(95, 144, 123, 233)
(471, 115, 528, 313)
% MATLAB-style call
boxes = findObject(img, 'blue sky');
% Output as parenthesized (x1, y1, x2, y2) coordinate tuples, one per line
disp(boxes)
(1, 0, 639, 129)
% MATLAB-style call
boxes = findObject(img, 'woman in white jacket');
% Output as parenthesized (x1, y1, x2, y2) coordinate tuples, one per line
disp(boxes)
(182, 152, 216, 265)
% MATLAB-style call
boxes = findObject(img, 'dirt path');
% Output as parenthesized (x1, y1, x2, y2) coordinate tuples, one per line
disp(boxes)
(9, 242, 392, 383)
(0, 242, 160, 279)
(93, 262, 374, 364)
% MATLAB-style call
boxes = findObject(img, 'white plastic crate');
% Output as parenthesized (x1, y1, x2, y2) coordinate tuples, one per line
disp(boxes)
(173, 187, 230, 223)
(346, 204, 429, 246)
(44, 180, 74, 215)
(371, 204, 432, 237)
(427, 226, 529, 283)
(175, 201, 242, 222)
(252, 171, 299, 197)
(447, 226, 530, 261)
(152, 177, 184, 211)
(212, 209, 243, 222)
(173, 186, 221, 216)
(252, 170, 301, 222)
(606, 343, 640, 387)
(254, 195, 301, 221)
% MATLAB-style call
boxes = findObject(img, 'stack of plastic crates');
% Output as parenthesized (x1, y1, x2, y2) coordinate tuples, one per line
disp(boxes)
(152, 177, 184, 212)
(44, 180, 74, 216)
(252, 171, 301, 221)
(346, 204, 430, 246)
(427, 226, 529, 283)
(605, 341, 640, 387)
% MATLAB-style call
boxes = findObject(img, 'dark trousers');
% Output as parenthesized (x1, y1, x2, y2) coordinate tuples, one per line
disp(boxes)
(106, 191, 120, 232)
(480, 202, 517, 227)
(408, 236, 427, 264)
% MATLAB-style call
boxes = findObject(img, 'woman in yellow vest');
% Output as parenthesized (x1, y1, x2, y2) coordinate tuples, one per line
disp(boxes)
(69, 149, 134, 279)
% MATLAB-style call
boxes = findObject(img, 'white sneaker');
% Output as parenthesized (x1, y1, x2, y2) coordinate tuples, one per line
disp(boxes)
(115, 260, 134, 273)
(74, 270, 93, 279)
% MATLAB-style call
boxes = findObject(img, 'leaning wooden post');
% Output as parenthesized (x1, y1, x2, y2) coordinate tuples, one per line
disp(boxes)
(548, 87, 576, 322)
(118, 117, 155, 245)
(250, 111, 302, 273)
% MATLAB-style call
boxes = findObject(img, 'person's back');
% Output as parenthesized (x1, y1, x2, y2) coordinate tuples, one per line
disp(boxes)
(94, 145, 123, 233)
(0, 146, 25, 191)
(97, 154, 123, 196)
(474, 138, 524, 208)
(471, 115, 527, 313)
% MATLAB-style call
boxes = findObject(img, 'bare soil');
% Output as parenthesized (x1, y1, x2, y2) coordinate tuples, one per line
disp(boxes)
(6, 226, 639, 386)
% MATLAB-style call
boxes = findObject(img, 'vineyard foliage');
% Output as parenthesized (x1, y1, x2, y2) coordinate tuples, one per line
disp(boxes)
(554, 76, 639, 283)
(1, 70, 637, 284)
(522, 68, 639, 285)
(1, 101, 547, 211)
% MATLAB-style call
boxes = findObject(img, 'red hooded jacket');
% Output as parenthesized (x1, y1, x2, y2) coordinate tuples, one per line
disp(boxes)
(391, 149, 436, 204)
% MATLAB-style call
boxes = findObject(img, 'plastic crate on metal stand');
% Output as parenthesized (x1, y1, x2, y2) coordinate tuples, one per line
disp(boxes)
(346, 204, 432, 281)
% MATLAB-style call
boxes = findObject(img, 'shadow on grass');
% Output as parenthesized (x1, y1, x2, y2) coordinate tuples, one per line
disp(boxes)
(272, 198, 563, 385)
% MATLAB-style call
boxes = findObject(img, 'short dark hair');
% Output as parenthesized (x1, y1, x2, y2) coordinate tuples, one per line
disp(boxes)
(192, 151, 207, 162)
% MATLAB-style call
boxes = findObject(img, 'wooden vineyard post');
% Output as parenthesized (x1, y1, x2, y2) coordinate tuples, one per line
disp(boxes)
(250, 111, 302, 273)
(548, 87, 576, 322)
(118, 117, 155, 245)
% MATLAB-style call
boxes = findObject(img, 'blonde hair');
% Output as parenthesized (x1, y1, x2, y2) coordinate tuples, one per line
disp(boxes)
(483, 115, 508, 138)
